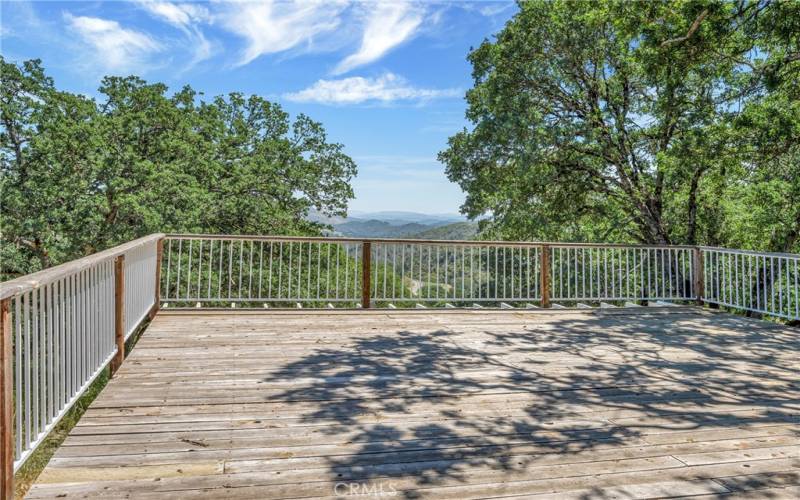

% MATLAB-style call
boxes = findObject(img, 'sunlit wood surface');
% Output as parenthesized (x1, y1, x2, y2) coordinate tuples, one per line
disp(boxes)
(28, 308, 800, 499)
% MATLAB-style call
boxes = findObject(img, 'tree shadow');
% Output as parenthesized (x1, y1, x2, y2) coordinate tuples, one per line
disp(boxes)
(262, 310, 800, 498)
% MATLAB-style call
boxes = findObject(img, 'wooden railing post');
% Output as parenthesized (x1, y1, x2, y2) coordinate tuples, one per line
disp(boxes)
(361, 241, 371, 309)
(540, 245, 551, 308)
(149, 238, 163, 320)
(111, 255, 125, 376)
(693, 247, 704, 306)
(1, 299, 13, 499)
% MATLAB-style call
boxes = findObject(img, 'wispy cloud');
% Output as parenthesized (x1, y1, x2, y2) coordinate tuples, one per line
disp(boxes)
(136, 0, 209, 28)
(216, 0, 348, 67)
(283, 73, 460, 105)
(333, 2, 424, 75)
(64, 13, 162, 72)
(136, 0, 213, 67)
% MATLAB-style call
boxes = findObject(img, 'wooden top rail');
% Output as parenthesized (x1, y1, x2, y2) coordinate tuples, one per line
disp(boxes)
(0, 234, 165, 300)
(166, 233, 699, 250)
(700, 246, 800, 259)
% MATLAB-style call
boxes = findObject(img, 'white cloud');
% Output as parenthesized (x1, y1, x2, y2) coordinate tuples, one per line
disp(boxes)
(136, 1, 209, 28)
(136, 1, 213, 67)
(216, 0, 348, 66)
(333, 2, 423, 75)
(64, 13, 162, 72)
(283, 73, 460, 105)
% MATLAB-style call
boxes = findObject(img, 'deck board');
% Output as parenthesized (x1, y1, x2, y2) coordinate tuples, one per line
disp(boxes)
(27, 308, 800, 499)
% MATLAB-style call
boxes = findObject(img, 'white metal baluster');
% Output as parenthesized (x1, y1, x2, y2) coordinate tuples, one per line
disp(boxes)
(618, 248, 624, 299)
(287, 242, 294, 299)
(248, 241, 255, 299)
(197, 240, 204, 300)
(780, 258, 785, 316)
(572, 248, 577, 300)
(427, 246, 432, 300)
(267, 242, 274, 300)
(66, 276, 73, 411)
(588, 248, 594, 299)
(175, 240, 183, 300)
(370, 244, 376, 299)
(353, 243, 360, 302)
(399, 244, 405, 300)
(326, 243, 332, 300)
(304, 242, 311, 300)
(218, 240, 224, 300)
(314, 243, 321, 301)
(164, 240, 172, 300)
(335, 243, 341, 300)
(253, 241, 260, 299)
(207, 240, 214, 300)
(769, 257, 775, 313)
(380, 243, 389, 299)
(47, 283, 54, 424)
(443, 246, 449, 300)
(185, 240, 193, 299)
(795, 259, 799, 319)
(226, 241, 233, 299)
(33, 286, 42, 442)
(602, 249, 607, 299)
(14, 296, 22, 458)
(408, 245, 415, 300)
(236, 241, 243, 299)
(24, 291, 31, 451)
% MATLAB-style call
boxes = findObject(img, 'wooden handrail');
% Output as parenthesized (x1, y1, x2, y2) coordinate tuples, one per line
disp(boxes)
(166, 233, 699, 250)
(0, 234, 165, 300)
(698, 246, 800, 259)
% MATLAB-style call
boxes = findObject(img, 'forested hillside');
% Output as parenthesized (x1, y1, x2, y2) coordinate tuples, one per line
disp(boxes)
(441, 0, 800, 252)
(405, 222, 479, 240)
(0, 58, 357, 279)
(331, 219, 433, 238)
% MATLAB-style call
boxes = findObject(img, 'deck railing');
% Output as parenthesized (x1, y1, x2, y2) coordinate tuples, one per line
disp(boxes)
(702, 247, 800, 321)
(1, 232, 798, 496)
(0, 234, 163, 496)
(160, 236, 704, 308)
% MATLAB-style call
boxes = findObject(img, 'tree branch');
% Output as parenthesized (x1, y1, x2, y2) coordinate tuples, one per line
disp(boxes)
(661, 9, 709, 47)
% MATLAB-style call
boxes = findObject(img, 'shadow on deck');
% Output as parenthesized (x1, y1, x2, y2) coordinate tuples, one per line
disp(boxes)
(27, 308, 800, 499)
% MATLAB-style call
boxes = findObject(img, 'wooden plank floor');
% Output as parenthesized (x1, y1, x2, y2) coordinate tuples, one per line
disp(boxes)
(27, 308, 800, 499)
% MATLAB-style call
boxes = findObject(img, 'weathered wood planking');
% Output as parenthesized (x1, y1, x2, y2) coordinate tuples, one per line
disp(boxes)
(27, 308, 800, 499)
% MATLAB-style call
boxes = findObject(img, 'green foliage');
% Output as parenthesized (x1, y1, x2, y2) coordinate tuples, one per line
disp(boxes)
(440, 0, 800, 251)
(405, 221, 479, 240)
(1, 58, 357, 278)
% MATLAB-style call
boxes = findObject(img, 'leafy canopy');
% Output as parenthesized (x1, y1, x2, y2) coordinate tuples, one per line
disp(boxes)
(440, 0, 799, 249)
(1, 58, 357, 277)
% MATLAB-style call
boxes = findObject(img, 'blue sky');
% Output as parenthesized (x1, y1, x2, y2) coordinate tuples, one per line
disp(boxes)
(1, 1, 517, 215)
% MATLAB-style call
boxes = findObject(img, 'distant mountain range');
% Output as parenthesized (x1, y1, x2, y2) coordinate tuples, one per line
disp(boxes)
(307, 210, 478, 240)
(347, 211, 466, 225)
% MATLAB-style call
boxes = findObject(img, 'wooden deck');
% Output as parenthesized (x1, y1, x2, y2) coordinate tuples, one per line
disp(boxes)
(27, 308, 800, 499)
